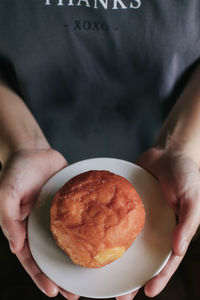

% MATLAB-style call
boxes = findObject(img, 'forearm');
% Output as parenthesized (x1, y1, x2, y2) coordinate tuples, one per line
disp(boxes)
(155, 61, 200, 163)
(0, 83, 49, 165)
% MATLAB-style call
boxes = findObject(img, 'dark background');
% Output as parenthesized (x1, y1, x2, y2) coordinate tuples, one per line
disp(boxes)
(0, 228, 199, 300)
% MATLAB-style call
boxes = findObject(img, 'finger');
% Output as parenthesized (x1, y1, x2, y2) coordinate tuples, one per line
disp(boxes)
(59, 288, 80, 300)
(144, 252, 182, 297)
(0, 192, 26, 253)
(144, 194, 200, 298)
(116, 289, 139, 300)
(173, 193, 200, 256)
(16, 240, 59, 297)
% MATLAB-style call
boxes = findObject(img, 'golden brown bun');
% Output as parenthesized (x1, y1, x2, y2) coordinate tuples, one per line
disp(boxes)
(50, 170, 145, 268)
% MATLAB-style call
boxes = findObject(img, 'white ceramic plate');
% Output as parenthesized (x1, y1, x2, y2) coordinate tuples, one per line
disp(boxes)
(28, 157, 176, 298)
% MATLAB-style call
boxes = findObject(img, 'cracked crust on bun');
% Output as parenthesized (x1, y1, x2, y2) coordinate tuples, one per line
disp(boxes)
(50, 170, 145, 268)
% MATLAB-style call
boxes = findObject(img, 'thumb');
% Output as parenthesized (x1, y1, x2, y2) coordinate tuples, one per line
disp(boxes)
(172, 192, 200, 257)
(0, 191, 26, 253)
(41, 149, 68, 181)
(135, 148, 163, 177)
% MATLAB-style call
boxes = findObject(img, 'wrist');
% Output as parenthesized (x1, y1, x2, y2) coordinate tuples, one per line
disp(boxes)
(0, 134, 50, 167)
(0, 85, 51, 166)
(154, 133, 200, 167)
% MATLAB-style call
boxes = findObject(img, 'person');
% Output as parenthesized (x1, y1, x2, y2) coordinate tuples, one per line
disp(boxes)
(0, 0, 200, 299)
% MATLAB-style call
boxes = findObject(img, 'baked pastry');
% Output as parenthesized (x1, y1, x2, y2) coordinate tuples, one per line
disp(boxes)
(50, 170, 145, 268)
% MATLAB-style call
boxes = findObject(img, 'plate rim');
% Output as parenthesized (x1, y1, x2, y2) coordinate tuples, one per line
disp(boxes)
(28, 157, 176, 298)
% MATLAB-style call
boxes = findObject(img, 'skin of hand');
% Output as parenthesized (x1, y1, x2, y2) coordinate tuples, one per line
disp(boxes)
(117, 145, 200, 300)
(0, 148, 80, 300)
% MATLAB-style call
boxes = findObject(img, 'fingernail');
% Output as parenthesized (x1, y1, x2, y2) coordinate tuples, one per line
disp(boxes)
(41, 288, 47, 296)
(116, 295, 133, 300)
(72, 297, 79, 300)
(69, 296, 80, 300)
(9, 240, 15, 253)
(127, 294, 134, 300)
(41, 286, 58, 297)
(51, 286, 59, 297)
(180, 240, 188, 255)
